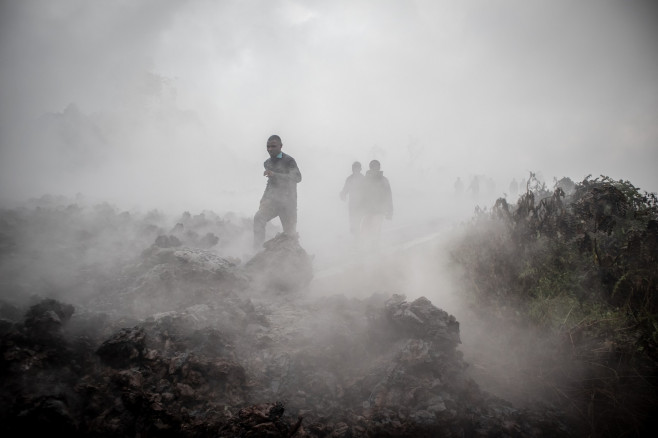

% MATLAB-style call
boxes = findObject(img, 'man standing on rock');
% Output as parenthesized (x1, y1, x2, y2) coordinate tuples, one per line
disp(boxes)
(253, 134, 302, 250)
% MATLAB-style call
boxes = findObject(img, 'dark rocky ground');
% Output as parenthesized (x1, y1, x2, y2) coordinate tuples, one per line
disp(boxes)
(0, 199, 573, 437)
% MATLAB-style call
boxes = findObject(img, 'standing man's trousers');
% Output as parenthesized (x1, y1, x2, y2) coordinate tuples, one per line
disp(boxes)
(253, 198, 297, 249)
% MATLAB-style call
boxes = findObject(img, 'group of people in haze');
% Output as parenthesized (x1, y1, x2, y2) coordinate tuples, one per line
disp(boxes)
(339, 160, 393, 248)
(252, 134, 393, 251)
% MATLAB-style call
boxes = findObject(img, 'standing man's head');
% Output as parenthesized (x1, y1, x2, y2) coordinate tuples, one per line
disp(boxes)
(352, 161, 362, 173)
(267, 135, 283, 158)
(369, 160, 381, 171)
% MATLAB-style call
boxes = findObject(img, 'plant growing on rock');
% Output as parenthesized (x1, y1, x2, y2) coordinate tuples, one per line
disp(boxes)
(450, 173, 658, 438)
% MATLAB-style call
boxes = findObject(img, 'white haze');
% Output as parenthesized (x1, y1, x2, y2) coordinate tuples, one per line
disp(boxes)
(1, 1, 657, 290)
(1, 0, 657, 409)
(1, 0, 657, 211)
(2, 0, 657, 304)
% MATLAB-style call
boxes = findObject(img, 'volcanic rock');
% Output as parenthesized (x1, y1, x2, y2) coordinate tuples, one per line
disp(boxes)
(244, 232, 313, 293)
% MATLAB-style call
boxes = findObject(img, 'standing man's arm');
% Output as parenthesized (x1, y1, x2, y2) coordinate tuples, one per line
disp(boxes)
(260, 159, 271, 204)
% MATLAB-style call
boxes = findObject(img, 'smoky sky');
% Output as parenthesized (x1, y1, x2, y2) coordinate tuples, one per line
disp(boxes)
(1, 0, 657, 219)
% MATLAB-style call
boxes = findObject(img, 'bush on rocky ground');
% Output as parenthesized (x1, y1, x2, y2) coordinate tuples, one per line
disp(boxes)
(449, 173, 658, 437)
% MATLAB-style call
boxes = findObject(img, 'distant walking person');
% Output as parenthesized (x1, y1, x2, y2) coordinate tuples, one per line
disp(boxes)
(454, 177, 464, 196)
(339, 161, 365, 236)
(253, 135, 302, 249)
(360, 160, 393, 249)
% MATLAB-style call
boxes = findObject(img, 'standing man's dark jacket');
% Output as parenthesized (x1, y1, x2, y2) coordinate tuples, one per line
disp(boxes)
(261, 152, 302, 204)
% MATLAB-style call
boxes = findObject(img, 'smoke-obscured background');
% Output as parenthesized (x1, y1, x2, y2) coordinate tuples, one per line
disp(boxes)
(1, 0, 657, 240)
(2, 2, 658, 421)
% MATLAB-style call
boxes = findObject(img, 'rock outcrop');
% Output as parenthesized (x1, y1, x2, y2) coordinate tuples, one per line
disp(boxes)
(0, 204, 572, 437)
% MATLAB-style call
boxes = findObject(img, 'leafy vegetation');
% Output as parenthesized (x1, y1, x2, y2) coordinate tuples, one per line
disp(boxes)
(451, 173, 658, 437)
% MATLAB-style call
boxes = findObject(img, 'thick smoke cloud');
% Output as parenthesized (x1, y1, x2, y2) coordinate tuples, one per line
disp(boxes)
(1, 0, 657, 225)
(1, 3, 657, 426)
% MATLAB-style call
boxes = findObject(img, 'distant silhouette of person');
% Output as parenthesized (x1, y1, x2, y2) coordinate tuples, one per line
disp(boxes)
(253, 134, 302, 249)
(340, 161, 365, 236)
(360, 160, 393, 249)
(454, 177, 464, 196)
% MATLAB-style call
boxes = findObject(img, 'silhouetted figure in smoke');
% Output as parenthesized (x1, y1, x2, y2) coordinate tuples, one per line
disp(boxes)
(454, 177, 464, 196)
(359, 160, 393, 250)
(253, 135, 302, 250)
(339, 161, 365, 236)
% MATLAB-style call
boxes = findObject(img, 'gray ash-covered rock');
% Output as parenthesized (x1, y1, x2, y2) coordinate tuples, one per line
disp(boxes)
(244, 232, 314, 293)
(0, 201, 573, 437)
(93, 244, 249, 318)
(385, 294, 461, 347)
(1, 290, 572, 437)
(154, 234, 182, 248)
